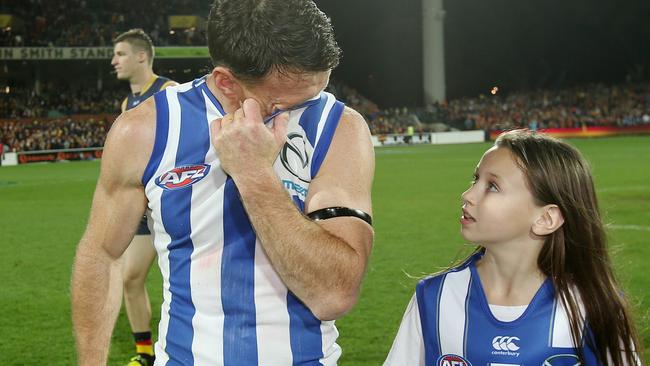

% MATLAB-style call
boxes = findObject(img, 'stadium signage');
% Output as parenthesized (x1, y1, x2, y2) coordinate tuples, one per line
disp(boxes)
(0, 47, 210, 60)
(0, 47, 113, 60)
(17, 149, 102, 164)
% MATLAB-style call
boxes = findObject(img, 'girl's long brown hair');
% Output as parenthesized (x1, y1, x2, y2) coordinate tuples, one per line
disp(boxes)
(496, 130, 641, 365)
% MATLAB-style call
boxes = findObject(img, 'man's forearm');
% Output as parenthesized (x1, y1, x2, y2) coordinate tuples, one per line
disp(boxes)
(71, 243, 122, 365)
(233, 169, 367, 320)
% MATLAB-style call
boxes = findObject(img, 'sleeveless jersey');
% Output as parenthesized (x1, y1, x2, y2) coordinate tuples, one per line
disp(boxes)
(142, 76, 345, 366)
(123, 75, 174, 111)
(385, 252, 600, 366)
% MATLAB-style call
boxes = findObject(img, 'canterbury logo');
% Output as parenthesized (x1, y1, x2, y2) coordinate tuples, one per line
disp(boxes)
(492, 336, 520, 351)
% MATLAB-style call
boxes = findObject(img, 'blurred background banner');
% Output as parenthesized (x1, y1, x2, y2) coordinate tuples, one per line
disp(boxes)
(168, 15, 202, 29)
(0, 14, 14, 28)
(0, 47, 113, 59)
(0, 47, 209, 60)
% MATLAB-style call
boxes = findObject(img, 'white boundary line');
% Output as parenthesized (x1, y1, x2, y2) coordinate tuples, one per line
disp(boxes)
(608, 224, 650, 232)
(598, 186, 649, 193)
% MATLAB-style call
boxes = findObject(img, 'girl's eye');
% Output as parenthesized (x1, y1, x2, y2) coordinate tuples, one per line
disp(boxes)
(470, 174, 478, 186)
(487, 182, 499, 192)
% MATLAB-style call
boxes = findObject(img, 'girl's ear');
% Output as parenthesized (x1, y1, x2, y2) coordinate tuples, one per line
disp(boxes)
(532, 204, 564, 236)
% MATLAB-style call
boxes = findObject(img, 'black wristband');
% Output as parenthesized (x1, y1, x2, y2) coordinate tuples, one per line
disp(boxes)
(307, 207, 372, 226)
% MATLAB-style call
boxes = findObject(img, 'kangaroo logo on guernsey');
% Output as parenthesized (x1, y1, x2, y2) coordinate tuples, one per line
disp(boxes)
(155, 164, 211, 191)
(542, 354, 580, 366)
(280, 132, 311, 183)
(438, 354, 472, 366)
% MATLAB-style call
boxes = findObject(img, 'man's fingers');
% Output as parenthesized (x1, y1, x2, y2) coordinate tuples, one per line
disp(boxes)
(210, 118, 223, 136)
(234, 108, 245, 124)
(220, 113, 234, 127)
(242, 98, 263, 122)
(272, 112, 290, 146)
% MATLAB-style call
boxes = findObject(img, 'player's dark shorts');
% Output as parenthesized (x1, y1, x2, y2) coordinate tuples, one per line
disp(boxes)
(136, 215, 150, 235)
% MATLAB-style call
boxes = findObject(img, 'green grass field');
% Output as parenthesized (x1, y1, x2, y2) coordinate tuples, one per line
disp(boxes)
(0, 136, 648, 365)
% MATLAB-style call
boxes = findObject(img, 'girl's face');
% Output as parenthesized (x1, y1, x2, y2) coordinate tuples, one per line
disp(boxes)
(460, 146, 543, 247)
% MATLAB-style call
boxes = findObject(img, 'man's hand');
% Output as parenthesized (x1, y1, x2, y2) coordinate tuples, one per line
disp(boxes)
(212, 102, 375, 320)
(210, 98, 289, 180)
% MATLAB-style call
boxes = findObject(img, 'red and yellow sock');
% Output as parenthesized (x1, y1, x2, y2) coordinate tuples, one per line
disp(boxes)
(133, 331, 154, 357)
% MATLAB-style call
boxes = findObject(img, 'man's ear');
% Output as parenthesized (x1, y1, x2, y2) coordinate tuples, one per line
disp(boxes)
(532, 204, 564, 236)
(137, 51, 147, 64)
(211, 66, 243, 100)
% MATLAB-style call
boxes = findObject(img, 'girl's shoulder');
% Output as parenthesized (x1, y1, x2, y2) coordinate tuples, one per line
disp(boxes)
(416, 251, 480, 297)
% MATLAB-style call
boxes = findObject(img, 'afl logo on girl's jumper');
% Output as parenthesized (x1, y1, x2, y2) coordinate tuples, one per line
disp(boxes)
(155, 164, 211, 191)
(437, 354, 472, 366)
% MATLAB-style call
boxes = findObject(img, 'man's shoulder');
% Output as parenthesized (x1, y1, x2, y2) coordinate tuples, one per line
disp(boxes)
(340, 105, 366, 124)
(119, 95, 156, 125)
(325, 104, 371, 147)
(105, 98, 157, 173)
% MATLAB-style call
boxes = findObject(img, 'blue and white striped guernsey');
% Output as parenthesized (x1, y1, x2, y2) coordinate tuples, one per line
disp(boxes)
(142, 76, 345, 366)
(385, 251, 601, 366)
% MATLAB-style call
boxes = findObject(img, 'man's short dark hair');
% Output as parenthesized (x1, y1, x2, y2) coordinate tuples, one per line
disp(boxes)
(207, 0, 342, 82)
(113, 28, 155, 64)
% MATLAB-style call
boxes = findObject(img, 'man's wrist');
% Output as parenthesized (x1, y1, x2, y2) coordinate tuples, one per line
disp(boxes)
(230, 166, 280, 196)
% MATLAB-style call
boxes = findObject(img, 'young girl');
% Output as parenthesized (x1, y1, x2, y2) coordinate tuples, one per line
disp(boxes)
(385, 130, 641, 366)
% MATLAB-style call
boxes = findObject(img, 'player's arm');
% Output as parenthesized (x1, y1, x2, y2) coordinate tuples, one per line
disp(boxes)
(290, 106, 374, 318)
(215, 103, 374, 320)
(71, 100, 155, 365)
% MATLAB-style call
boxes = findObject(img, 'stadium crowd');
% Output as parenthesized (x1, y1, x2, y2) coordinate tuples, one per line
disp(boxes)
(3, 1, 650, 152)
(363, 82, 650, 135)
(443, 82, 650, 132)
(2, 85, 122, 119)
(1, 0, 209, 47)
(0, 117, 108, 152)
(3, 81, 650, 152)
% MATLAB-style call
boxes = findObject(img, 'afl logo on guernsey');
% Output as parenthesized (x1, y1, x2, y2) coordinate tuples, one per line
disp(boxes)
(155, 164, 211, 191)
(437, 354, 472, 366)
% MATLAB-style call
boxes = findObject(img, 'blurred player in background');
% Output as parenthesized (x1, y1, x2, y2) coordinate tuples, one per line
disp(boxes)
(111, 28, 177, 366)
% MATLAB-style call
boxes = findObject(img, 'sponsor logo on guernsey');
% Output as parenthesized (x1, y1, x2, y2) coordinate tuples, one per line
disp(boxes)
(155, 164, 211, 191)
(437, 354, 472, 366)
(542, 354, 580, 366)
(282, 180, 308, 198)
(280, 133, 311, 183)
(491, 336, 521, 357)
